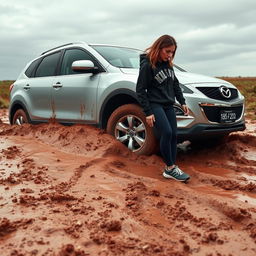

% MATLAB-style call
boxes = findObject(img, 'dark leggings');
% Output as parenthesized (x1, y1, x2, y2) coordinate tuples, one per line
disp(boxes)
(152, 105, 177, 166)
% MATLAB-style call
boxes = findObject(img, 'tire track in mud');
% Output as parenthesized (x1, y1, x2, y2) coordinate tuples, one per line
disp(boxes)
(0, 121, 256, 255)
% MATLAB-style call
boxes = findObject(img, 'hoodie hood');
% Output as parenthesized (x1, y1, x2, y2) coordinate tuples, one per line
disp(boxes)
(139, 53, 149, 66)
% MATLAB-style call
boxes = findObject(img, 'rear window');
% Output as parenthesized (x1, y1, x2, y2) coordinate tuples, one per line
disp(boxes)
(25, 59, 41, 77)
(35, 51, 61, 77)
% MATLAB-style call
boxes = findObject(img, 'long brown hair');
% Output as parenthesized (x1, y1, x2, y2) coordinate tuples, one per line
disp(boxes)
(146, 35, 177, 68)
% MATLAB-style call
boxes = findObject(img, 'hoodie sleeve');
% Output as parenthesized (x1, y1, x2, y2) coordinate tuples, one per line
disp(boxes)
(136, 60, 153, 116)
(173, 73, 186, 105)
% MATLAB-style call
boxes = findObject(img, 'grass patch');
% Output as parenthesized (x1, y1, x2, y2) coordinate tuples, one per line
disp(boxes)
(0, 80, 14, 108)
(218, 77, 256, 120)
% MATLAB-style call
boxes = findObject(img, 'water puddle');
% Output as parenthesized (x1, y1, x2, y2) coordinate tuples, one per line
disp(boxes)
(239, 173, 256, 184)
(193, 185, 256, 206)
(236, 193, 256, 206)
(242, 151, 256, 162)
(188, 165, 232, 178)
(191, 185, 235, 198)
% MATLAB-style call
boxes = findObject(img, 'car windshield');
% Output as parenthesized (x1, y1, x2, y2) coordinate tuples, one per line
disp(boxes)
(174, 64, 187, 72)
(92, 45, 142, 68)
(92, 45, 187, 72)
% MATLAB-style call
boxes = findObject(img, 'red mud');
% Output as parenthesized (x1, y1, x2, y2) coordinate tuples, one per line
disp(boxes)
(0, 109, 256, 255)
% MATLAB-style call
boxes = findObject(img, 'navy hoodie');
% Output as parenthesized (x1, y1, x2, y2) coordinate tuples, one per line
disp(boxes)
(136, 54, 186, 116)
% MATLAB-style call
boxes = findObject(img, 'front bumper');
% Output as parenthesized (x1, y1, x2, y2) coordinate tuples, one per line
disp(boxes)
(177, 120, 246, 141)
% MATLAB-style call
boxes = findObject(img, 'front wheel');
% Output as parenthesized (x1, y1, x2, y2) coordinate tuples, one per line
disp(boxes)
(106, 104, 157, 155)
(12, 109, 29, 125)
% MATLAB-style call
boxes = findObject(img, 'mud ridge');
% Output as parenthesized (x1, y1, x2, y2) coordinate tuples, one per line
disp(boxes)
(0, 120, 256, 255)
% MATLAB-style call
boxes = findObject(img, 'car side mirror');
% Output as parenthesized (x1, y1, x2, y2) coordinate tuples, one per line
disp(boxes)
(71, 60, 99, 74)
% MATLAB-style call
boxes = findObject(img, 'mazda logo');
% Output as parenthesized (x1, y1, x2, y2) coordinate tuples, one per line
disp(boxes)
(219, 86, 231, 98)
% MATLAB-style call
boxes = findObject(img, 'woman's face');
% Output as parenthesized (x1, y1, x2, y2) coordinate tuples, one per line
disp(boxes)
(159, 45, 176, 62)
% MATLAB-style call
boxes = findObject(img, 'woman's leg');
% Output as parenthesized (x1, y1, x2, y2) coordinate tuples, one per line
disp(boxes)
(162, 106, 190, 182)
(151, 106, 174, 166)
(164, 106, 178, 164)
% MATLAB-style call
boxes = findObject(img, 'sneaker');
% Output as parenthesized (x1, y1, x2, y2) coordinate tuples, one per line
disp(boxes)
(163, 166, 190, 182)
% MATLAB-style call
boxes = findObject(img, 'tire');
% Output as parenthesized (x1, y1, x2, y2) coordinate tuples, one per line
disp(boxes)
(12, 109, 29, 125)
(106, 104, 158, 155)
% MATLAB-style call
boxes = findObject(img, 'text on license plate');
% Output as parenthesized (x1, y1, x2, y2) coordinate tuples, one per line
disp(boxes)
(220, 110, 237, 123)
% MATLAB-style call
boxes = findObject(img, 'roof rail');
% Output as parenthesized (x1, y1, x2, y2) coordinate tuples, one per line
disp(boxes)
(41, 43, 74, 55)
(41, 42, 86, 55)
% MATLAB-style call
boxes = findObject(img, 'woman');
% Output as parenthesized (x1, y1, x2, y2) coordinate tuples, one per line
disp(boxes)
(136, 34, 190, 182)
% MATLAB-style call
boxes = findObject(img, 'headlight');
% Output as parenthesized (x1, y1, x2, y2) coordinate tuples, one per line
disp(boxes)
(174, 105, 185, 116)
(179, 84, 194, 94)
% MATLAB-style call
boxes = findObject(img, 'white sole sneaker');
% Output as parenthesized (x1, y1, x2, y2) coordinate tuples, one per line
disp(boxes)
(162, 171, 190, 182)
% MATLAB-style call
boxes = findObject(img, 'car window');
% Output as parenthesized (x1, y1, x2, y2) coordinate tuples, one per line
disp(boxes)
(25, 58, 41, 78)
(60, 48, 97, 75)
(35, 51, 61, 77)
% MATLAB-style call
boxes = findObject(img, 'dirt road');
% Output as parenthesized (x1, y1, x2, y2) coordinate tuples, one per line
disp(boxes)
(0, 110, 256, 255)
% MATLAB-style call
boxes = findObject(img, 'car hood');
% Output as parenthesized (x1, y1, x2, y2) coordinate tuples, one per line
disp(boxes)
(120, 68, 230, 85)
(174, 71, 229, 85)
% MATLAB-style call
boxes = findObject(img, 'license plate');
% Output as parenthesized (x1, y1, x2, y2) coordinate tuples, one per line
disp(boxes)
(220, 110, 237, 123)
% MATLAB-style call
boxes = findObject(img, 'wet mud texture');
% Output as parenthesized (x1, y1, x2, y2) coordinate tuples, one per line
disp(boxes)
(0, 114, 256, 255)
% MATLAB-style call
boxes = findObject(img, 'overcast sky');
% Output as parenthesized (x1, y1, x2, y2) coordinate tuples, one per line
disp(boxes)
(1, 0, 255, 80)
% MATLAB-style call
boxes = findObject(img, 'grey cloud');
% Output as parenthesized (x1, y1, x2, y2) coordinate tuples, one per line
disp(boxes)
(0, 0, 256, 79)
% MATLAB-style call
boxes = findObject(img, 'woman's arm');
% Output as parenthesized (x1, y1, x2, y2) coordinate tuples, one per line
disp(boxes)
(136, 62, 153, 116)
(173, 73, 186, 106)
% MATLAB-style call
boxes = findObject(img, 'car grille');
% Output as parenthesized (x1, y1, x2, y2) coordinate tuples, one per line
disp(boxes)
(196, 87, 238, 101)
(201, 105, 243, 123)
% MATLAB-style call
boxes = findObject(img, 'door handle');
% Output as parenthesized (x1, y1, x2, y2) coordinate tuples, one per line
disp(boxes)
(52, 82, 63, 89)
(23, 84, 30, 90)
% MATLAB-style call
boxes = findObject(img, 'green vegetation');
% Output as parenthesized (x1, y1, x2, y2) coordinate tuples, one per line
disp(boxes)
(0, 78, 255, 119)
(0, 80, 14, 108)
(219, 77, 256, 119)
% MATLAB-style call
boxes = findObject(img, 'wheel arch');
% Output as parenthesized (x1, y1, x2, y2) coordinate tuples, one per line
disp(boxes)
(106, 103, 158, 155)
(99, 89, 140, 129)
(9, 101, 31, 124)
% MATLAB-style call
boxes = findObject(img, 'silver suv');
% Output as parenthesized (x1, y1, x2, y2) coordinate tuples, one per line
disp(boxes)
(9, 42, 245, 155)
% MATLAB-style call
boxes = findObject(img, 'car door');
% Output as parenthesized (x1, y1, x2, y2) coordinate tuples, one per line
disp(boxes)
(52, 48, 101, 123)
(26, 51, 61, 121)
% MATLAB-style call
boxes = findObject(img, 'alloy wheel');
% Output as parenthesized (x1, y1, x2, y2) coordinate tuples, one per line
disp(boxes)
(114, 115, 146, 152)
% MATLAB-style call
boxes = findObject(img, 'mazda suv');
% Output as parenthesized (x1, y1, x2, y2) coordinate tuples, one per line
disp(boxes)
(9, 42, 246, 155)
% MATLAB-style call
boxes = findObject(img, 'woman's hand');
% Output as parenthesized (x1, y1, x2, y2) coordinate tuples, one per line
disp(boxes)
(146, 114, 155, 127)
(182, 105, 189, 115)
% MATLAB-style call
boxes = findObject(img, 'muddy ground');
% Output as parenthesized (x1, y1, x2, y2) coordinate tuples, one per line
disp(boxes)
(0, 109, 256, 256)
